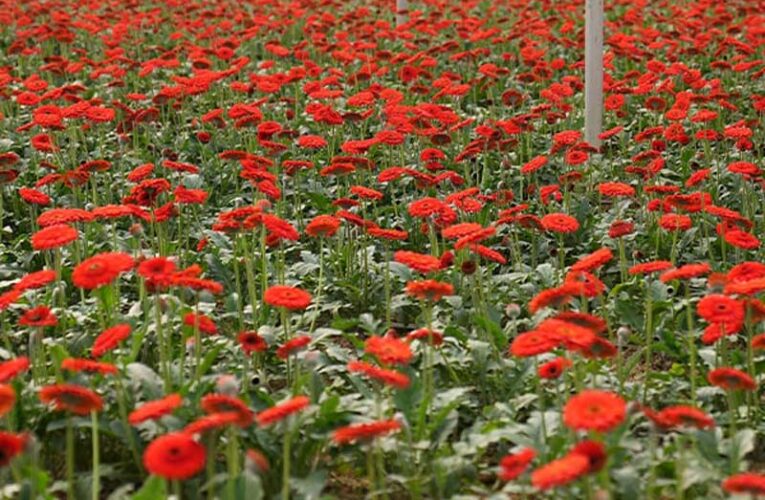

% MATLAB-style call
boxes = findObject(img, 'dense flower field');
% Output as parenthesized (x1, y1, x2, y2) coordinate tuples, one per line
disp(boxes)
(1, 0, 765, 497)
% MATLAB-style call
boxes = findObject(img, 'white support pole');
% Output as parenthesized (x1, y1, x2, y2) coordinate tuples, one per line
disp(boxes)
(584, 0, 603, 149)
(396, 0, 408, 27)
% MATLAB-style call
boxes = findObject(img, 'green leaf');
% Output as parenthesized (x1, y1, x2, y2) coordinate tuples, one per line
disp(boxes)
(198, 344, 225, 378)
(731, 429, 756, 461)
(236, 472, 263, 500)
(291, 470, 327, 499)
(126, 363, 164, 399)
(131, 476, 166, 500)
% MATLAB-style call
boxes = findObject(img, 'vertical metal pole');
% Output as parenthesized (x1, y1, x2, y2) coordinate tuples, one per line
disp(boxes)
(584, 0, 604, 149)
(396, 0, 408, 27)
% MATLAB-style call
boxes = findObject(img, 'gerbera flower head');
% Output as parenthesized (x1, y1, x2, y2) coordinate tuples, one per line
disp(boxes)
(498, 448, 536, 481)
(365, 336, 413, 365)
(563, 390, 626, 433)
(129, 394, 183, 425)
(92, 324, 132, 358)
(256, 396, 310, 427)
(143, 433, 206, 480)
(540, 213, 579, 233)
(332, 419, 401, 445)
(39, 384, 103, 415)
(531, 453, 589, 490)
(696, 295, 744, 324)
(404, 280, 454, 301)
(200, 394, 253, 427)
(0, 432, 27, 467)
(722, 473, 765, 495)
(72, 252, 134, 290)
(31, 224, 78, 250)
(263, 285, 312, 310)
(708, 367, 756, 391)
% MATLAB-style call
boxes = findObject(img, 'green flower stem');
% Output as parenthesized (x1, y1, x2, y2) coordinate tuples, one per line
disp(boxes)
(155, 294, 171, 392)
(684, 284, 697, 403)
(282, 422, 292, 500)
(242, 234, 259, 326)
(384, 245, 392, 329)
(193, 301, 203, 384)
(643, 279, 654, 403)
(308, 238, 325, 333)
(114, 374, 142, 472)
(91, 411, 100, 500)
(66, 416, 75, 500)
(226, 428, 239, 500)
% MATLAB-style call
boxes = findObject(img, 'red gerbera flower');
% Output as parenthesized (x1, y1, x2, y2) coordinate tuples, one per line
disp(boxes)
(629, 260, 673, 275)
(538, 357, 572, 379)
(563, 390, 626, 433)
(19, 306, 57, 327)
(129, 394, 183, 425)
(365, 336, 412, 365)
(305, 215, 341, 238)
(570, 440, 607, 473)
(31, 224, 78, 250)
(528, 283, 584, 314)
(722, 473, 765, 495)
(509, 330, 559, 357)
(256, 396, 310, 426)
(137, 257, 177, 290)
(0, 357, 30, 383)
(498, 448, 536, 481)
(394, 251, 442, 273)
(72, 252, 134, 289)
(61, 358, 118, 375)
(659, 214, 692, 232)
(724, 230, 760, 250)
(404, 280, 454, 301)
(183, 313, 217, 335)
(708, 367, 757, 391)
(0, 432, 27, 467)
(19, 187, 51, 206)
(184, 412, 242, 435)
(276, 335, 311, 359)
(143, 433, 206, 480)
(571, 248, 613, 272)
(39, 384, 103, 415)
(0, 385, 15, 417)
(200, 394, 254, 427)
(660, 263, 711, 282)
(92, 324, 131, 358)
(644, 405, 714, 430)
(531, 453, 589, 490)
(347, 360, 410, 389)
(263, 285, 312, 310)
(14, 269, 56, 292)
(245, 448, 270, 474)
(408, 197, 447, 218)
(333, 419, 401, 445)
(598, 182, 635, 197)
(696, 295, 744, 324)
(540, 213, 579, 233)
(238, 331, 268, 354)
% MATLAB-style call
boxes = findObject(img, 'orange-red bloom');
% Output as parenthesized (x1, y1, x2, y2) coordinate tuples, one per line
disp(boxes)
(333, 419, 401, 445)
(39, 384, 103, 415)
(264, 285, 312, 310)
(365, 336, 412, 365)
(708, 367, 756, 391)
(143, 433, 206, 480)
(563, 390, 626, 433)
(256, 396, 310, 426)
(129, 394, 183, 425)
(498, 448, 536, 481)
